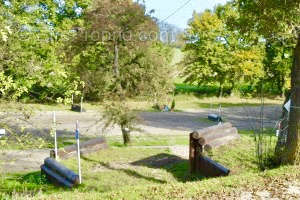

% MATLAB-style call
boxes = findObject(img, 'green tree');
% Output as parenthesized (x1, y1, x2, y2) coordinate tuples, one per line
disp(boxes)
(0, 0, 86, 103)
(182, 6, 264, 97)
(68, 0, 173, 145)
(264, 40, 292, 96)
(235, 0, 300, 164)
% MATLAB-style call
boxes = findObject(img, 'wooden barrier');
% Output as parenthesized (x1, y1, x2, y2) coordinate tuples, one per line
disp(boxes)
(71, 104, 86, 112)
(208, 114, 222, 122)
(198, 156, 230, 177)
(41, 158, 79, 188)
(189, 123, 239, 176)
(191, 123, 239, 149)
(50, 137, 108, 160)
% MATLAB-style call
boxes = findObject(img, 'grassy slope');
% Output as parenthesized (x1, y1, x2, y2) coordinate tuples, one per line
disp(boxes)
(1, 132, 299, 199)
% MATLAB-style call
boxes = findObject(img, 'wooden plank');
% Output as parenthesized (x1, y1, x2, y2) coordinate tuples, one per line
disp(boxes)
(50, 137, 108, 160)
(198, 156, 230, 177)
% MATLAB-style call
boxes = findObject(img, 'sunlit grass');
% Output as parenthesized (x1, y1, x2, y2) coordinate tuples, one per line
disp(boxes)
(1, 132, 299, 199)
(0, 94, 283, 113)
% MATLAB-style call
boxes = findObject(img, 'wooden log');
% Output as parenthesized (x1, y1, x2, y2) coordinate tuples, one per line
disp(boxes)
(198, 156, 230, 177)
(41, 164, 74, 188)
(44, 158, 79, 184)
(198, 127, 239, 146)
(191, 123, 232, 139)
(50, 137, 108, 160)
(204, 134, 240, 152)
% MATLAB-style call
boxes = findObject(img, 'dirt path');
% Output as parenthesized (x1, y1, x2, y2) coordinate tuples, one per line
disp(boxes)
(12, 105, 282, 138)
(0, 149, 49, 173)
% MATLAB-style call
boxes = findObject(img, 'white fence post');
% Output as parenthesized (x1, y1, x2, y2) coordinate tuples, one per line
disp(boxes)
(80, 97, 83, 113)
(53, 111, 58, 160)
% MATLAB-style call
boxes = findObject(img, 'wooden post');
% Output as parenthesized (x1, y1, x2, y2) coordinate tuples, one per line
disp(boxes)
(189, 132, 203, 173)
(189, 133, 195, 173)
(75, 120, 82, 184)
(53, 111, 58, 160)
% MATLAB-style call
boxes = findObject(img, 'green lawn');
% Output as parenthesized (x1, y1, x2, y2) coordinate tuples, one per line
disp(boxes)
(106, 134, 189, 147)
(0, 95, 283, 114)
(1, 131, 299, 199)
(173, 95, 283, 110)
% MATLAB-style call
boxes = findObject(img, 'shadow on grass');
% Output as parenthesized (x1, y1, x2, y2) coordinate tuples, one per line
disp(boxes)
(82, 153, 204, 184)
(131, 153, 205, 182)
(81, 156, 167, 184)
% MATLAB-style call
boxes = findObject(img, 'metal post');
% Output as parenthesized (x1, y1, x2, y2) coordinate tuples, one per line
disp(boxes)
(75, 120, 82, 184)
(53, 111, 58, 160)
(72, 94, 74, 105)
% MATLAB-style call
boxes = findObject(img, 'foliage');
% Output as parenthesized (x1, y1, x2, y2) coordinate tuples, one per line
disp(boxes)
(175, 83, 232, 96)
(263, 40, 292, 96)
(0, 0, 85, 103)
(234, 0, 300, 164)
(182, 5, 265, 97)
(0, 102, 52, 150)
(67, 0, 173, 144)
(102, 101, 139, 138)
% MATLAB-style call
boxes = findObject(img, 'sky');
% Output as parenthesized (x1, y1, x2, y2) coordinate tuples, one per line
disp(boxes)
(144, 0, 229, 29)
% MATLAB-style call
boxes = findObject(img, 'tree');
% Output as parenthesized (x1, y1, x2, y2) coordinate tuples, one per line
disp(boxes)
(264, 40, 292, 96)
(0, 0, 86, 103)
(235, 0, 300, 164)
(68, 0, 173, 145)
(182, 6, 264, 97)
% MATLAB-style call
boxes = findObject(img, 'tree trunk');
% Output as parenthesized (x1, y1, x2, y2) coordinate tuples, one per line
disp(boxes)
(121, 125, 131, 145)
(114, 43, 131, 145)
(114, 43, 126, 100)
(281, 76, 285, 98)
(283, 35, 300, 164)
(218, 82, 224, 98)
(229, 80, 235, 96)
(114, 43, 120, 78)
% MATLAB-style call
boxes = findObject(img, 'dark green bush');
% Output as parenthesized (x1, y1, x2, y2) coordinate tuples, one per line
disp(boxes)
(174, 83, 231, 96)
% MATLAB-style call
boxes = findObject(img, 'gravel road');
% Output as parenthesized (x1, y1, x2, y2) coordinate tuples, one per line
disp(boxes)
(18, 105, 282, 137)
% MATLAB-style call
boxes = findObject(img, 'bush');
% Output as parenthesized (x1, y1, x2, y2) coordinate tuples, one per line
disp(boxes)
(174, 83, 232, 96)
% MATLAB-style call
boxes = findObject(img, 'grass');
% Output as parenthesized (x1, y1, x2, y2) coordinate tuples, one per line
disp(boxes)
(126, 95, 283, 111)
(1, 131, 299, 199)
(106, 134, 189, 147)
(0, 94, 283, 114)
(174, 94, 283, 110)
